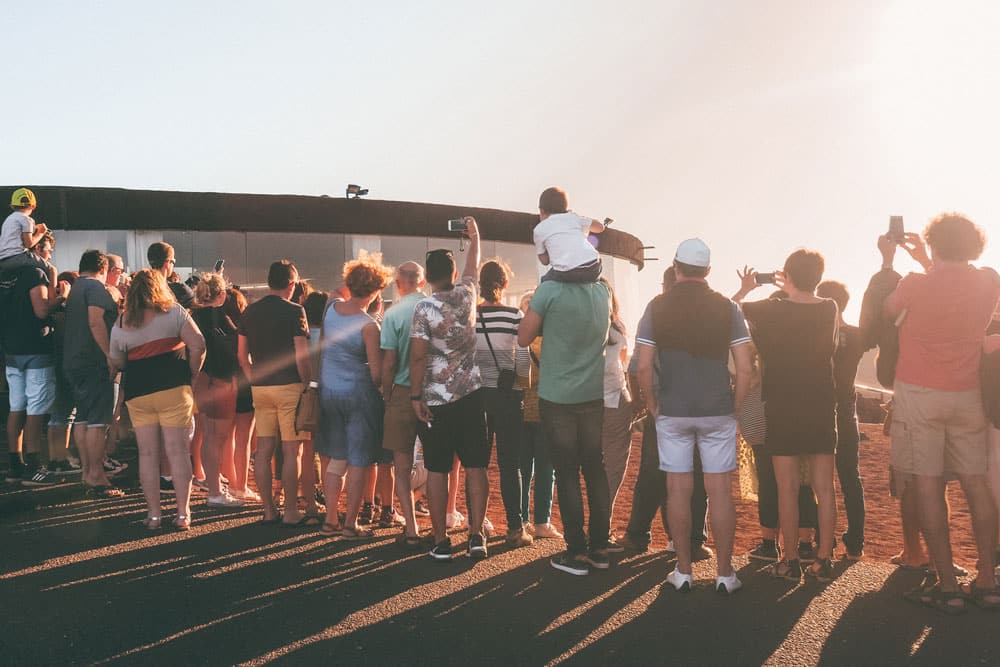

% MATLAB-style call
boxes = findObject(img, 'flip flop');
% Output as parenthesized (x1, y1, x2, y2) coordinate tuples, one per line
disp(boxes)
(320, 523, 342, 536)
(301, 513, 323, 527)
(961, 582, 1000, 611)
(341, 527, 375, 541)
(87, 485, 125, 499)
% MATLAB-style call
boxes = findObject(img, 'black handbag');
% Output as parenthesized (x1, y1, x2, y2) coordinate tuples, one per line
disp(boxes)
(479, 311, 516, 392)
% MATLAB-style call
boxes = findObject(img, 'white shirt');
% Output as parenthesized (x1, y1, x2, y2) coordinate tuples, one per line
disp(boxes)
(533, 212, 599, 272)
(0, 211, 33, 260)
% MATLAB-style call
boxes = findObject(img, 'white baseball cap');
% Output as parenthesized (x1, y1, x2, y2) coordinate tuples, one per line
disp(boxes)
(674, 238, 711, 268)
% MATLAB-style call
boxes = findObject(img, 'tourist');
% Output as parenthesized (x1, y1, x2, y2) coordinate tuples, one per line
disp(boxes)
(380, 261, 429, 548)
(533, 186, 606, 283)
(884, 215, 1000, 613)
(410, 219, 489, 560)
(518, 239, 611, 576)
(315, 253, 392, 540)
(0, 188, 55, 285)
(599, 279, 633, 550)
(225, 287, 258, 502)
(517, 290, 561, 540)
(109, 270, 205, 530)
(191, 272, 244, 508)
(62, 250, 123, 498)
(147, 242, 194, 308)
(43, 270, 81, 482)
(238, 260, 312, 526)
(636, 239, 752, 594)
(475, 259, 532, 548)
(742, 249, 839, 582)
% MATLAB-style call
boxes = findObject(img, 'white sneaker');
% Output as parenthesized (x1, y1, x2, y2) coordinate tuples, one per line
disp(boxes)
(666, 568, 692, 593)
(716, 572, 742, 596)
(482, 516, 494, 537)
(231, 488, 261, 502)
(206, 493, 244, 509)
(532, 522, 564, 539)
(446, 511, 465, 529)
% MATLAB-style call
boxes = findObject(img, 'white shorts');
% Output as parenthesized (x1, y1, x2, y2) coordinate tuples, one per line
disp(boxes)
(6, 363, 56, 416)
(656, 414, 738, 474)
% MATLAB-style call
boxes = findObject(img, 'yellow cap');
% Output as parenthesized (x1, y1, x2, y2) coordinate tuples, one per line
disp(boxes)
(10, 187, 36, 208)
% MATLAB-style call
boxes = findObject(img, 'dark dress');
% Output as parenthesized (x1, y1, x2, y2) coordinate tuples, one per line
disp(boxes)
(743, 298, 839, 456)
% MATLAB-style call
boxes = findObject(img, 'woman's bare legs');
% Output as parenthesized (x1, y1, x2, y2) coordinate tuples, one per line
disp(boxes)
(232, 411, 255, 495)
(163, 425, 194, 520)
(135, 425, 162, 519)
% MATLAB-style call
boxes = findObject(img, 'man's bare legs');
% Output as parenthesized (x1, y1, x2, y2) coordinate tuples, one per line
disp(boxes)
(913, 474, 958, 591)
(465, 466, 488, 536)
(897, 484, 929, 567)
(428, 470, 450, 543)
(74, 423, 113, 487)
(956, 472, 999, 589)
(375, 462, 395, 510)
(667, 472, 695, 574)
(703, 471, 736, 577)
(255, 436, 278, 521)
(280, 440, 303, 524)
(393, 450, 419, 537)
(300, 440, 320, 515)
(989, 428, 1000, 565)
(232, 412, 255, 495)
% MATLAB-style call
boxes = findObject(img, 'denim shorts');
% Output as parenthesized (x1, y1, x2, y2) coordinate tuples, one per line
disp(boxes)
(5, 355, 56, 415)
(64, 366, 115, 427)
(315, 388, 384, 467)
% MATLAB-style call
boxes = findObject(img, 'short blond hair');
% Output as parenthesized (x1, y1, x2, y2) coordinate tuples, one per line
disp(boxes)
(195, 272, 227, 305)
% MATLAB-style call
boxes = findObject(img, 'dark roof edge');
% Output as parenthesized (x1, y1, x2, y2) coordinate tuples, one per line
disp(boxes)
(7, 185, 645, 270)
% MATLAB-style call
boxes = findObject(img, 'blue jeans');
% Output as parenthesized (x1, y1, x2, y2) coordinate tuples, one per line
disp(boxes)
(836, 397, 865, 552)
(540, 398, 609, 555)
(483, 387, 526, 530)
(519, 421, 555, 524)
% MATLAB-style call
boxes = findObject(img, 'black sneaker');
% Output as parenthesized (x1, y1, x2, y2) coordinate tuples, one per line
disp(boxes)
(429, 538, 453, 561)
(798, 542, 816, 564)
(749, 540, 781, 562)
(22, 467, 63, 487)
(468, 532, 488, 559)
(358, 502, 375, 526)
(586, 549, 610, 570)
(551, 551, 590, 576)
(605, 536, 625, 554)
(5, 464, 24, 484)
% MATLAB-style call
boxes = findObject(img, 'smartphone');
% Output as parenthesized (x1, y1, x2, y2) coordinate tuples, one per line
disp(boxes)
(888, 216, 904, 243)
(755, 272, 776, 285)
(214, 259, 225, 272)
(447, 218, 468, 233)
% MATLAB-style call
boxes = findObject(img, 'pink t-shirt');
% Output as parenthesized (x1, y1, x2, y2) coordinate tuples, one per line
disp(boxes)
(888, 264, 1000, 391)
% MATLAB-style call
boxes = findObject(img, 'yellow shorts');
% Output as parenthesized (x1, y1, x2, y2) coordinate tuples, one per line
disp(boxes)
(127, 386, 194, 429)
(251, 383, 308, 442)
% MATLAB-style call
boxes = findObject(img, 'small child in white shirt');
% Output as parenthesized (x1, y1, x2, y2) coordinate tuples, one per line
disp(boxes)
(533, 187, 605, 283)
(0, 188, 52, 274)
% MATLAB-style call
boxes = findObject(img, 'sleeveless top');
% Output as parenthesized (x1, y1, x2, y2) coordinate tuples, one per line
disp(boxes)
(319, 304, 378, 395)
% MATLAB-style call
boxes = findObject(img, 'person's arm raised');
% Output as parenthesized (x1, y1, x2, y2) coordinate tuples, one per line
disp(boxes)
(461, 217, 481, 282)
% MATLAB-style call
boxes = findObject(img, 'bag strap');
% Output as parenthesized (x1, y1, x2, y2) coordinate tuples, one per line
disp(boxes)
(478, 309, 503, 372)
(529, 347, 540, 368)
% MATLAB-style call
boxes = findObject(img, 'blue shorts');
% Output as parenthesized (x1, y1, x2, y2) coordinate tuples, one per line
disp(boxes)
(5, 355, 56, 415)
(315, 388, 384, 467)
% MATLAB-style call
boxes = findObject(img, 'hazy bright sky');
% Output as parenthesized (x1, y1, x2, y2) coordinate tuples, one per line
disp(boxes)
(4, 1, 999, 321)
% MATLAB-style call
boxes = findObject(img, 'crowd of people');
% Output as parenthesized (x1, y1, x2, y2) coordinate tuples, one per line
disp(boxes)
(2, 186, 999, 614)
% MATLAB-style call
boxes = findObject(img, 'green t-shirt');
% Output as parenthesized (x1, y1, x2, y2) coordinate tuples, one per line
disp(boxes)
(379, 290, 425, 387)
(530, 280, 611, 404)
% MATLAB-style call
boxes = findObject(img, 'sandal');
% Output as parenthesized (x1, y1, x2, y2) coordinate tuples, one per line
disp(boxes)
(320, 523, 342, 536)
(903, 571, 939, 607)
(961, 582, 1000, 611)
(769, 559, 802, 582)
(806, 558, 834, 583)
(87, 485, 125, 499)
(174, 515, 191, 531)
(142, 516, 163, 531)
(928, 588, 967, 616)
(341, 527, 375, 541)
(301, 513, 323, 527)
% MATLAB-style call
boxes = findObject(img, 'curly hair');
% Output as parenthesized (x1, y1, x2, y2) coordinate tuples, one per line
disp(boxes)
(343, 251, 394, 298)
(194, 272, 227, 306)
(924, 213, 986, 262)
(479, 259, 512, 303)
(124, 269, 175, 328)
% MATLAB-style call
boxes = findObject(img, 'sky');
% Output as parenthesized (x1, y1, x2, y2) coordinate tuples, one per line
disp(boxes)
(4, 0, 1000, 322)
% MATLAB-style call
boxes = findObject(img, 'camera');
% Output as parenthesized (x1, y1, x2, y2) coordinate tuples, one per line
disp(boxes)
(755, 272, 777, 285)
(447, 218, 468, 233)
(888, 215, 904, 244)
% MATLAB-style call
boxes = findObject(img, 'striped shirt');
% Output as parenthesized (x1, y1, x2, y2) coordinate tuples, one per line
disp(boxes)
(475, 305, 529, 389)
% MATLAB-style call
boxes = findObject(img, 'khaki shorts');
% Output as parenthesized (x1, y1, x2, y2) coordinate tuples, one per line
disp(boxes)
(890, 380, 988, 476)
(127, 386, 194, 429)
(252, 383, 307, 442)
(382, 384, 419, 453)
